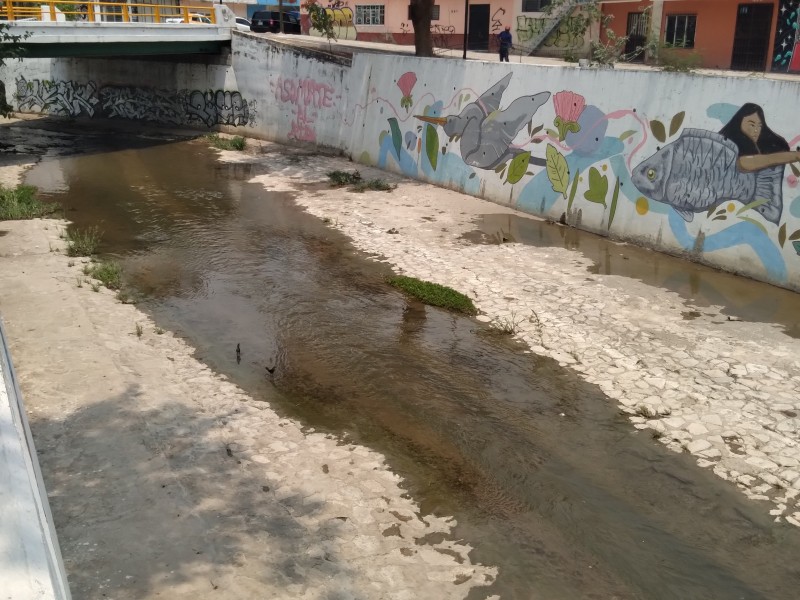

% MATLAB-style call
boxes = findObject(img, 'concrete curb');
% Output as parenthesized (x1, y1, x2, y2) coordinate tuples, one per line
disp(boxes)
(0, 316, 71, 600)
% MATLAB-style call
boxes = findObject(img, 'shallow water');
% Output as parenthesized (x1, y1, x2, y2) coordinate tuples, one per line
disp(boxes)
(14, 121, 800, 599)
(463, 213, 800, 338)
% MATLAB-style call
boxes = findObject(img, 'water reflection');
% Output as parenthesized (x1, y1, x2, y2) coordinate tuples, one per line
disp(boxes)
(464, 213, 800, 337)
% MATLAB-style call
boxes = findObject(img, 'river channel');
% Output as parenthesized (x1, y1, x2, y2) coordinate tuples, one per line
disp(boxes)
(12, 120, 800, 599)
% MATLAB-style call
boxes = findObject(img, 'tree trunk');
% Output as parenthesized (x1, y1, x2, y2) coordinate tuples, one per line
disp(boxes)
(409, 0, 434, 57)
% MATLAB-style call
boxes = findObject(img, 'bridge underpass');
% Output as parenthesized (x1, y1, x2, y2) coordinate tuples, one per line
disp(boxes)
(1, 0, 233, 57)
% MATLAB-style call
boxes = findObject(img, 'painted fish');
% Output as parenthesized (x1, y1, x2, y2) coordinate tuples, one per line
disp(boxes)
(631, 128, 783, 224)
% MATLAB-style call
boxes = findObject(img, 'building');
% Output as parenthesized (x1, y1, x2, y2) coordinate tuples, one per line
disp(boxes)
(601, 0, 800, 72)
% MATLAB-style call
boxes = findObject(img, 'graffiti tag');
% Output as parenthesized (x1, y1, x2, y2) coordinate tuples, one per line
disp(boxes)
(272, 76, 336, 142)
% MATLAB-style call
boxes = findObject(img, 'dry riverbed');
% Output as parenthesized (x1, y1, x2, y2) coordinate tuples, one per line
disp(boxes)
(3, 128, 800, 598)
(0, 162, 497, 597)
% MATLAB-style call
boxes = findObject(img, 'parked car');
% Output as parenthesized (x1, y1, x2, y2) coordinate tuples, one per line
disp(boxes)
(235, 17, 251, 31)
(164, 13, 211, 24)
(250, 11, 301, 34)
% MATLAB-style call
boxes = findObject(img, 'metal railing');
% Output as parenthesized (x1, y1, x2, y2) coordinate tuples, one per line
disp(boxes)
(0, 0, 216, 24)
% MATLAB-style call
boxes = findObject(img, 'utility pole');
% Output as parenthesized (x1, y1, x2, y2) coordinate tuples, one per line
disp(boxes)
(462, 0, 469, 59)
(279, 0, 284, 33)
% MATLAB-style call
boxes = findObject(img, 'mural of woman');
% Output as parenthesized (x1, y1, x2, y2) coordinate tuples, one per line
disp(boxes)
(631, 102, 797, 225)
(718, 102, 799, 172)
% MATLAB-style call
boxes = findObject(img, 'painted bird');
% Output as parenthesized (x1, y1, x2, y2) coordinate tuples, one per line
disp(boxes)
(415, 73, 550, 171)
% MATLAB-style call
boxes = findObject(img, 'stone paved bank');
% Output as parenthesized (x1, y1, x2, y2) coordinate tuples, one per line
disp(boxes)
(238, 142, 800, 529)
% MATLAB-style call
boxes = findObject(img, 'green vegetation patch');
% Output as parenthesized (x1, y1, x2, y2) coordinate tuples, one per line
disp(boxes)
(207, 134, 246, 151)
(89, 259, 122, 290)
(0, 185, 58, 220)
(327, 170, 363, 186)
(351, 178, 396, 193)
(66, 226, 102, 257)
(387, 275, 477, 315)
(328, 170, 396, 193)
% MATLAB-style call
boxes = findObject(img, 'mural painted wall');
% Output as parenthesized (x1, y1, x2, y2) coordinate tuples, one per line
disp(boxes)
(7, 41, 800, 292)
(231, 39, 800, 291)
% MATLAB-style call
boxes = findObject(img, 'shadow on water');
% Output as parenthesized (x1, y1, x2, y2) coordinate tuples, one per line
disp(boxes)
(21, 132, 800, 599)
(462, 213, 800, 339)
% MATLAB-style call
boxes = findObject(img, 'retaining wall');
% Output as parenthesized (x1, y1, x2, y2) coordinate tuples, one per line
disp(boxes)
(4, 36, 800, 292)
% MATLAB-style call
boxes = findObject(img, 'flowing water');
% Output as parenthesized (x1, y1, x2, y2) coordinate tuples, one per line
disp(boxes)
(9, 120, 800, 599)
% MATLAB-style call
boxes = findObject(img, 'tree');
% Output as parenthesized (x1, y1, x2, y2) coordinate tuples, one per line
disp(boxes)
(303, 0, 337, 48)
(408, 0, 434, 57)
(1, 23, 27, 117)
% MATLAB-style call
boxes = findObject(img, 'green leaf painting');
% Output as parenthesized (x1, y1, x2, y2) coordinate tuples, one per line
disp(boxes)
(792, 163, 800, 177)
(737, 197, 770, 215)
(583, 167, 608, 207)
(608, 178, 620, 229)
(567, 169, 580, 215)
(425, 124, 438, 170)
(789, 228, 800, 241)
(506, 152, 531, 184)
(388, 118, 402, 159)
(545, 144, 569, 197)
(618, 130, 637, 141)
(669, 111, 685, 137)
(650, 120, 667, 143)
(779, 223, 787, 247)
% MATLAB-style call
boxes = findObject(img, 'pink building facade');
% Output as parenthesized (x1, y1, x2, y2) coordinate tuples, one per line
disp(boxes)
(302, 0, 523, 53)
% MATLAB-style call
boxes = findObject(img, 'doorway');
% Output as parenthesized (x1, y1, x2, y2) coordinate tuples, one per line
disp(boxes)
(624, 12, 649, 62)
(731, 3, 774, 70)
(468, 4, 490, 51)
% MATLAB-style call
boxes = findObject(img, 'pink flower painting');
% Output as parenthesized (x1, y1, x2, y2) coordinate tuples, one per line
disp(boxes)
(397, 72, 417, 112)
(553, 90, 586, 141)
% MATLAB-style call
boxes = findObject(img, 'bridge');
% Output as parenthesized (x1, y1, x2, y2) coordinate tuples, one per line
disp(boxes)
(1, 0, 233, 57)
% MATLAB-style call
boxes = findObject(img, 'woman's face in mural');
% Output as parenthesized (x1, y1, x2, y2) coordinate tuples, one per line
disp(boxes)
(741, 112, 763, 143)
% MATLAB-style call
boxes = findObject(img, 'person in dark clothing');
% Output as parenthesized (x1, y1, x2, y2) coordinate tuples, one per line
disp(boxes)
(498, 25, 512, 62)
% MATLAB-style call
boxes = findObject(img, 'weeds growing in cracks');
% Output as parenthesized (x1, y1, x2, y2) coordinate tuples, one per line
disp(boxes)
(66, 226, 102, 257)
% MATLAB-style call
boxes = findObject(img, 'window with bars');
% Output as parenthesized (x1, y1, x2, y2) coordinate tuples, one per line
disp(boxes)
(522, 0, 551, 12)
(356, 4, 385, 25)
(407, 5, 440, 20)
(664, 14, 697, 48)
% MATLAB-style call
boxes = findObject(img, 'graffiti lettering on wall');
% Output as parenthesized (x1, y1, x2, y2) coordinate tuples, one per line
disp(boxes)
(491, 7, 506, 33)
(308, 2, 356, 40)
(15, 78, 99, 116)
(271, 75, 338, 142)
(372, 72, 800, 286)
(516, 15, 585, 48)
(14, 76, 257, 127)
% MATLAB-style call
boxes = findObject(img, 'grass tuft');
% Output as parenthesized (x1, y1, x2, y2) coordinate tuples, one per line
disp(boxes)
(89, 260, 122, 290)
(135, 323, 143, 338)
(387, 275, 477, 315)
(0, 185, 59, 220)
(207, 134, 246, 151)
(351, 178, 396, 193)
(327, 170, 362, 186)
(66, 226, 102, 257)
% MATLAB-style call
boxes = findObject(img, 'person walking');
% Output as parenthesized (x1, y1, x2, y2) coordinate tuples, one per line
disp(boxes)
(498, 25, 512, 62)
